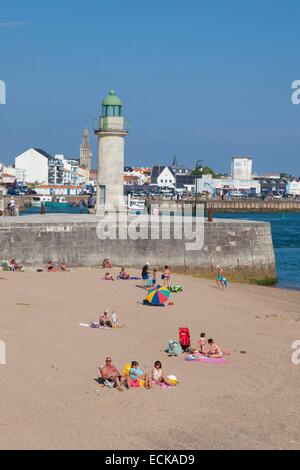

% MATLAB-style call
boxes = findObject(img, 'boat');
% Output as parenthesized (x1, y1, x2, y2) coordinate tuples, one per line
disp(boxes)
(128, 197, 145, 213)
(31, 196, 52, 207)
(45, 197, 72, 208)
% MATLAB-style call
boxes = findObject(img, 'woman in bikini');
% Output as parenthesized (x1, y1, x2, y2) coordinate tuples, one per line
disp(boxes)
(207, 339, 223, 358)
(151, 361, 172, 386)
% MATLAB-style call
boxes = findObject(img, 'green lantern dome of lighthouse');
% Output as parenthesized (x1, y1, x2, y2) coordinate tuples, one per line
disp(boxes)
(102, 89, 122, 107)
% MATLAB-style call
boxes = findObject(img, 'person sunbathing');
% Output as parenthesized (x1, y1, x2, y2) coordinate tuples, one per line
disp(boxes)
(47, 260, 58, 272)
(9, 259, 23, 272)
(59, 263, 68, 272)
(100, 357, 130, 391)
(103, 272, 114, 281)
(206, 339, 224, 358)
(130, 361, 152, 389)
(151, 361, 172, 386)
(118, 267, 130, 280)
(99, 310, 112, 328)
(102, 258, 112, 269)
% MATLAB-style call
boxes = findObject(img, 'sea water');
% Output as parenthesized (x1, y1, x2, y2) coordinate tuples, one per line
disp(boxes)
(215, 212, 300, 290)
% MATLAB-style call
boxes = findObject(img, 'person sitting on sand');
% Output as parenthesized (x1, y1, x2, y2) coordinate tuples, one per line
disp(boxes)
(47, 260, 58, 272)
(130, 361, 152, 389)
(151, 361, 172, 386)
(216, 265, 227, 289)
(111, 311, 121, 329)
(206, 339, 224, 358)
(199, 333, 208, 355)
(102, 258, 112, 269)
(103, 272, 114, 281)
(9, 259, 23, 272)
(100, 357, 130, 391)
(99, 310, 112, 328)
(118, 267, 130, 280)
(59, 263, 68, 272)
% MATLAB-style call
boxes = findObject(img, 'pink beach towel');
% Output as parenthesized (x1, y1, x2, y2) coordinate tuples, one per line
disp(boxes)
(185, 354, 228, 364)
(153, 380, 172, 389)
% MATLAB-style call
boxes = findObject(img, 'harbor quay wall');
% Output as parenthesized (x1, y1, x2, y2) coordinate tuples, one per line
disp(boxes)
(0, 215, 276, 283)
(143, 198, 300, 213)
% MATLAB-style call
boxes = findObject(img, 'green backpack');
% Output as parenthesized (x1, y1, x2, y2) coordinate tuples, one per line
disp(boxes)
(165, 340, 183, 356)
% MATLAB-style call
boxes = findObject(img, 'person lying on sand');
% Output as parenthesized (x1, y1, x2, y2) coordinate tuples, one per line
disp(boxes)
(99, 310, 112, 328)
(103, 272, 114, 281)
(206, 339, 224, 358)
(151, 361, 172, 386)
(100, 357, 130, 391)
(102, 258, 112, 269)
(130, 361, 152, 389)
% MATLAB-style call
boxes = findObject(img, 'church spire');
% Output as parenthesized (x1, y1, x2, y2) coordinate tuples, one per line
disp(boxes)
(80, 127, 92, 171)
(172, 154, 178, 168)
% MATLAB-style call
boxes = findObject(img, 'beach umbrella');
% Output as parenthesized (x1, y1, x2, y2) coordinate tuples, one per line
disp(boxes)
(145, 287, 171, 305)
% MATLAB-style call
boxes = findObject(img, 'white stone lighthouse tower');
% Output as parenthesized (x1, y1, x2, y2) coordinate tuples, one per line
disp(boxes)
(95, 90, 128, 212)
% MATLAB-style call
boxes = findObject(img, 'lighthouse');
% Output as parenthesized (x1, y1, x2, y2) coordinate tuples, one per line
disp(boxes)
(95, 90, 128, 212)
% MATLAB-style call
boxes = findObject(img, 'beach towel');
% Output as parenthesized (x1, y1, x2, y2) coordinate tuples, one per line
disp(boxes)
(153, 380, 172, 389)
(185, 354, 228, 364)
(79, 323, 112, 330)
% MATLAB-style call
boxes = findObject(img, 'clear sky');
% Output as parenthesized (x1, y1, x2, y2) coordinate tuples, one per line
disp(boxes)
(1, 0, 300, 175)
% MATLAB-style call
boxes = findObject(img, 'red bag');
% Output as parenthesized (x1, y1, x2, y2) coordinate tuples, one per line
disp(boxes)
(179, 327, 191, 349)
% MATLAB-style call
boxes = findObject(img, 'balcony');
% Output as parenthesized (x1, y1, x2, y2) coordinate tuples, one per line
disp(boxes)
(94, 117, 130, 133)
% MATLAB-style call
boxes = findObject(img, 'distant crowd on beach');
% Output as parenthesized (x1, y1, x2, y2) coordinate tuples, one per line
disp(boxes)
(1, 256, 228, 290)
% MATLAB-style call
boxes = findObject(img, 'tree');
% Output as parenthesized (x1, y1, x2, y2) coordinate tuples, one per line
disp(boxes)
(191, 165, 219, 178)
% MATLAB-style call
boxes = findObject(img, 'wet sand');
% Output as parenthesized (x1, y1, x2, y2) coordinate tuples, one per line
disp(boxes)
(0, 268, 299, 450)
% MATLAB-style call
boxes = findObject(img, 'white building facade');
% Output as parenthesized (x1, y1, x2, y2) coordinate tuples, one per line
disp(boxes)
(286, 180, 300, 196)
(15, 148, 51, 184)
(231, 157, 253, 180)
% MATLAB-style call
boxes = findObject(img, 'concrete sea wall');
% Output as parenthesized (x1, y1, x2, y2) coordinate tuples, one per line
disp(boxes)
(0, 214, 276, 283)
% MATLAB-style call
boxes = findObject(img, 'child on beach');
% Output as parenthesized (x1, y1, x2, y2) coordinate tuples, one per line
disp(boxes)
(152, 269, 158, 288)
(162, 266, 171, 288)
(199, 333, 208, 355)
(111, 311, 121, 329)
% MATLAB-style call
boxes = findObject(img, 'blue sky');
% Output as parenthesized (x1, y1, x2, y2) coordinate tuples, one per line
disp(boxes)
(1, 0, 300, 175)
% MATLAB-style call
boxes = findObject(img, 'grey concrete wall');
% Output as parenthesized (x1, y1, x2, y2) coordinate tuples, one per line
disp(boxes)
(0, 214, 276, 282)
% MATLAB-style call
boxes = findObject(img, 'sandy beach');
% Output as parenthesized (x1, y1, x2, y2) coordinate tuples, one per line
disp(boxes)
(0, 268, 300, 450)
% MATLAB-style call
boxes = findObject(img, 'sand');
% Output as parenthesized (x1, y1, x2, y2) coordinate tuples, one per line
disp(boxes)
(0, 268, 300, 450)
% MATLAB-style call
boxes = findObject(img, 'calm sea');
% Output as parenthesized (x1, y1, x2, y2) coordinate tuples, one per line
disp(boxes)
(215, 212, 300, 291)
(21, 207, 300, 290)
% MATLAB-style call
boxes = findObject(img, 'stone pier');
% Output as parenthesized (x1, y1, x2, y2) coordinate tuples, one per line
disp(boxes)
(0, 214, 276, 283)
